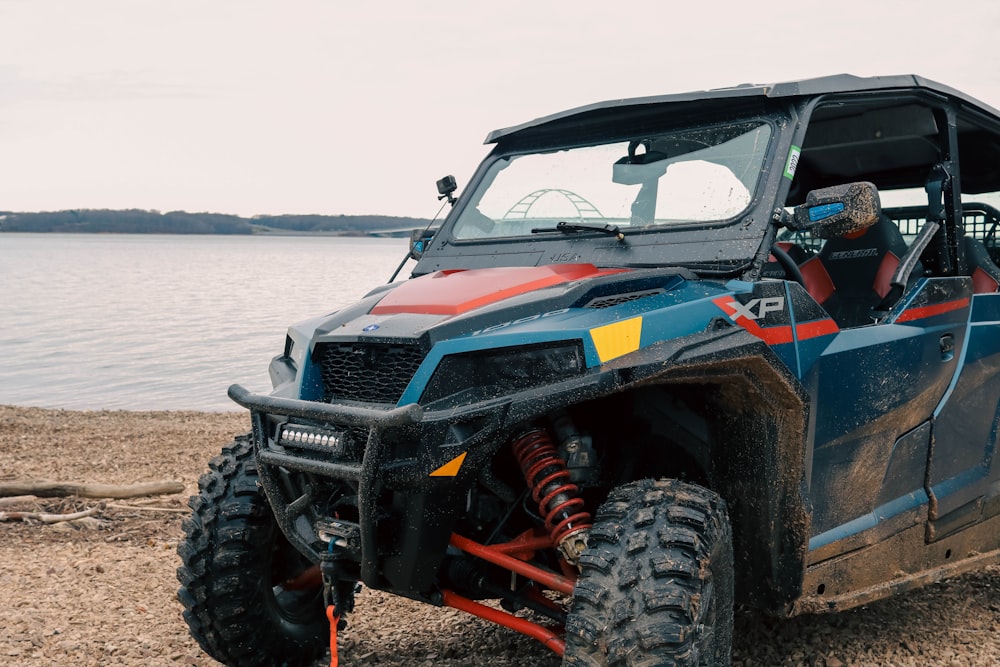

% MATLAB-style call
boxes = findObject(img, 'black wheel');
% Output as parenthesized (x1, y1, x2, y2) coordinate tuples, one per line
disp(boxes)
(177, 434, 328, 667)
(564, 479, 733, 667)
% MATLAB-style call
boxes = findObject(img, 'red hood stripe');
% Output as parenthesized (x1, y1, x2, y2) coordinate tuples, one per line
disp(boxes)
(371, 264, 628, 315)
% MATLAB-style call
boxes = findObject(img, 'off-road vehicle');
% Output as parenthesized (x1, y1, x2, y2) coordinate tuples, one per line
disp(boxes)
(178, 74, 1000, 666)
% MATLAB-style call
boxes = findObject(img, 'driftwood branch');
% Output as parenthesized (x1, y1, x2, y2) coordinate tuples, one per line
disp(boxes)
(106, 502, 189, 514)
(0, 480, 184, 499)
(0, 506, 101, 524)
(0, 495, 39, 508)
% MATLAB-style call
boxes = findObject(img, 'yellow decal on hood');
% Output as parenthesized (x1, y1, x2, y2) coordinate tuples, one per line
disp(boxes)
(590, 317, 643, 363)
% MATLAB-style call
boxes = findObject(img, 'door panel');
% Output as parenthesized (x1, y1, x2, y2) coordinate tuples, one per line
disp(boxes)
(929, 291, 1000, 530)
(792, 278, 970, 554)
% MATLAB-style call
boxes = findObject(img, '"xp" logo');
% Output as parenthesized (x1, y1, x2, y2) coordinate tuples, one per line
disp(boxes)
(727, 296, 785, 321)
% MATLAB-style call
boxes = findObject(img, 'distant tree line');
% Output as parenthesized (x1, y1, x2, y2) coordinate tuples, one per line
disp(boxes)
(0, 209, 432, 236)
(251, 213, 432, 235)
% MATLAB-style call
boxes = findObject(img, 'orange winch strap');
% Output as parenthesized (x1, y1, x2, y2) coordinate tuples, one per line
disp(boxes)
(326, 605, 340, 667)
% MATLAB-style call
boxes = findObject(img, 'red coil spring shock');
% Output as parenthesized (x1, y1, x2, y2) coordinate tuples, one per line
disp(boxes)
(512, 428, 592, 564)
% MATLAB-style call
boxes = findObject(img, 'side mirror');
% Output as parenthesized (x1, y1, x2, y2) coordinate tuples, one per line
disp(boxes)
(409, 227, 436, 260)
(789, 181, 881, 239)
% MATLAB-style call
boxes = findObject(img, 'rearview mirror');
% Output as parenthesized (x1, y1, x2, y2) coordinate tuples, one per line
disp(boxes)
(612, 151, 669, 185)
(789, 182, 881, 239)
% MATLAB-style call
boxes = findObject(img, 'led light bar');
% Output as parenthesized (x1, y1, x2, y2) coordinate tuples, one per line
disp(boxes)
(278, 424, 346, 455)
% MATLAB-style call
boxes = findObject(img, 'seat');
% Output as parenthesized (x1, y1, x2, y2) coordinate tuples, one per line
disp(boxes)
(799, 215, 911, 327)
(965, 236, 1000, 293)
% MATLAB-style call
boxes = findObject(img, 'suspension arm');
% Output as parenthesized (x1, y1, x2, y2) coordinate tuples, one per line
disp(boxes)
(441, 589, 566, 656)
(448, 533, 576, 595)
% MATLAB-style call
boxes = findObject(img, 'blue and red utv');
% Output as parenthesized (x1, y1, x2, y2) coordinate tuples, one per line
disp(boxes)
(179, 74, 1000, 666)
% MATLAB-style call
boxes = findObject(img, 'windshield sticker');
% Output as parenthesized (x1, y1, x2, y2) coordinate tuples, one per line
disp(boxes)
(784, 145, 801, 181)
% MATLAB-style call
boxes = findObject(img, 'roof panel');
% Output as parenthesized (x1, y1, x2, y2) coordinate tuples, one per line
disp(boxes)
(485, 74, 1000, 145)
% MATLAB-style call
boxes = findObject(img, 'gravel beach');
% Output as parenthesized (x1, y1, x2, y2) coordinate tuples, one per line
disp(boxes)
(2, 404, 999, 666)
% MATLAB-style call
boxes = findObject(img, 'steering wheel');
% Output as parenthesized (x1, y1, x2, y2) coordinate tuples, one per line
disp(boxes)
(770, 244, 806, 286)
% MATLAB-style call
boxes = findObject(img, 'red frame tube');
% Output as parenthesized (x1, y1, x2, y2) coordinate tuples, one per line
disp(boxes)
(302, 533, 577, 656)
(449, 533, 576, 595)
(441, 589, 566, 656)
(488, 531, 554, 557)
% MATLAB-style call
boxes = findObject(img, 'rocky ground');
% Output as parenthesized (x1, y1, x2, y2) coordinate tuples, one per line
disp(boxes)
(1, 404, 999, 666)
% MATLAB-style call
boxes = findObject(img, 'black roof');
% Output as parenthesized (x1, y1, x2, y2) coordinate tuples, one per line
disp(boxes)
(485, 74, 1000, 145)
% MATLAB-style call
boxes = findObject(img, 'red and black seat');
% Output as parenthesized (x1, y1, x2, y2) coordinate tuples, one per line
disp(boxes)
(965, 235, 1000, 293)
(799, 215, 910, 327)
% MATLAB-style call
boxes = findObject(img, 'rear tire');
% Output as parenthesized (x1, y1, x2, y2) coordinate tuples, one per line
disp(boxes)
(564, 478, 733, 666)
(176, 434, 328, 667)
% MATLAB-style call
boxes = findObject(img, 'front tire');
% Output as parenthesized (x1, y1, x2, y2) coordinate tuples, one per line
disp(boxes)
(564, 479, 733, 666)
(177, 434, 328, 667)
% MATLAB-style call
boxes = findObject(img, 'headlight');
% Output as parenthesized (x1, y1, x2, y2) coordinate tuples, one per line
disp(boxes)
(421, 342, 586, 407)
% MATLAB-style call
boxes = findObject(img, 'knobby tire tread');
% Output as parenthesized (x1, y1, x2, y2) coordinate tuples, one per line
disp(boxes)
(564, 478, 733, 667)
(176, 434, 327, 667)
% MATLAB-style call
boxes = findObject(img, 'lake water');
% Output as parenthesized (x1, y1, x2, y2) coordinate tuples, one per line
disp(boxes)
(0, 233, 409, 411)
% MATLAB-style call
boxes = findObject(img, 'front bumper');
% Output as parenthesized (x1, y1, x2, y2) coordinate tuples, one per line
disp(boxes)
(229, 384, 501, 594)
(227, 372, 617, 594)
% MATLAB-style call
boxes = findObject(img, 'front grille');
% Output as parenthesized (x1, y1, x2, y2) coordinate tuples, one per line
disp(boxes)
(315, 342, 426, 404)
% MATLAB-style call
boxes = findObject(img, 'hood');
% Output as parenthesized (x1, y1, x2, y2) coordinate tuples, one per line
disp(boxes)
(305, 264, 734, 368)
(370, 264, 629, 316)
(282, 264, 795, 406)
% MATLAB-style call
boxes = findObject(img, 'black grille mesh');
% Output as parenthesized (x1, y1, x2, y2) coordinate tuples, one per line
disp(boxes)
(315, 342, 425, 404)
(584, 288, 664, 309)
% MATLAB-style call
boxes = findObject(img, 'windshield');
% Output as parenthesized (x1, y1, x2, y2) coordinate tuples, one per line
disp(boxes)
(452, 122, 772, 240)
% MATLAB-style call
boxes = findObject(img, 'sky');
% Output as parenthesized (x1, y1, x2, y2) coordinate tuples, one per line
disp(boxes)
(2, 1, 999, 219)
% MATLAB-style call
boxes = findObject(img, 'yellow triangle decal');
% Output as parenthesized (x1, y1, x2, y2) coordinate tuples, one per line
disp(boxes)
(430, 451, 467, 477)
